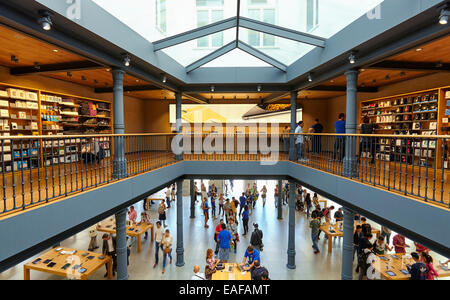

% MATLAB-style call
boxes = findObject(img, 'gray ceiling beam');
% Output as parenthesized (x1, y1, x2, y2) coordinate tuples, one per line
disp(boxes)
(308, 85, 379, 93)
(10, 60, 103, 75)
(262, 92, 290, 104)
(182, 93, 209, 104)
(186, 41, 236, 73)
(368, 60, 450, 71)
(185, 85, 291, 93)
(153, 17, 238, 51)
(239, 16, 326, 47)
(94, 85, 159, 94)
(237, 41, 287, 71)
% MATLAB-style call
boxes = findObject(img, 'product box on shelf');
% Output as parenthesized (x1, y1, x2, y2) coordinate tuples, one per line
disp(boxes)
(0, 109, 9, 117)
(25, 92, 38, 101)
(0, 90, 8, 98)
(0, 100, 8, 107)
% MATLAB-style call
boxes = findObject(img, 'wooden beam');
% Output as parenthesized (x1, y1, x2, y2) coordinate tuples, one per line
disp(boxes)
(94, 85, 159, 93)
(10, 61, 103, 75)
(368, 60, 450, 71)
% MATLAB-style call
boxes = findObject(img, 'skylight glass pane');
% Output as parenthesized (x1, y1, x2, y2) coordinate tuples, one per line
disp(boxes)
(201, 48, 272, 68)
(239, 28, 315, 66)
(162, 28, 236, 67)
(240, 0, 385, 38)
(92, 0, 237, 43)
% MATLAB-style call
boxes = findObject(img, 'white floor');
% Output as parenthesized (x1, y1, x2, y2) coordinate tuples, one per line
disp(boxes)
(0, 179, 448, 280)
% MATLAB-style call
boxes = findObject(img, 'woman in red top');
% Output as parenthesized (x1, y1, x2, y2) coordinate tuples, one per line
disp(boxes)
(393, 234, 409, 254)
(414, 242, 429, 255)
(422, 253, 439, 280)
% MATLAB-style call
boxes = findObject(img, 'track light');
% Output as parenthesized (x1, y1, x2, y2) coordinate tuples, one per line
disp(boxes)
(38, 11, 53, 31)
(210, 85, 215, 92)
(122, 54, 131, 67)
(67, 72, 72, 78)
(162, 75, 167, 83)
(307, 73, 313, 82)
(257, 84, 262, 92)
(349, 51, 357, 64)
(81, 76, 86, 81)
(439, 7, 449, 25)
(34, 62, 40, 70)
(11, 55, 19, 63)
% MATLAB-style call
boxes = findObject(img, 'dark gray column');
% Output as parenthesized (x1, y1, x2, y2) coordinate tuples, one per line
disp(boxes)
(115, 208, 128, 280)
(289, 91, 298, 161)
(112, 68, 128, 179)
(175, 92, 183, 161)
(277, 179, 283, 219)
(342, 207, 355, 280)
(190, 179, 195, 219)
(176, 179, 185, 267)
(343, 69, 359, 178)
(287, 180, 296, 269)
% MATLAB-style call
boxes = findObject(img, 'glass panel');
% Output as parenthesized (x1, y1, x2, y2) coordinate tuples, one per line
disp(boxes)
(162, 28, 236, 67)
(201, 48, 272, 67)
(93, 0, 237, 42)
(240, 0, 385, 38)
(239, 28, 315, 66)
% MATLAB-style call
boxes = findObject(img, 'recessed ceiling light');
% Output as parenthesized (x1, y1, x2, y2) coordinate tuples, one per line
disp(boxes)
(416, 48, 423, 52)
(136, 79, 140, 82)
(360, 69, 365, 72)
(106, 68, 111, 72)
(52, 49, 59, 53)
(330, 80, 335, 83)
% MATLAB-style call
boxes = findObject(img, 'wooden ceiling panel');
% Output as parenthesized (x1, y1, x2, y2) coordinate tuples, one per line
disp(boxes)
(44, 69, 151, 89)
(198, 93, 272, 100)
(322, 69, 433, 88)
(0, 25, 84, 68)
(389, 35, 450, 63)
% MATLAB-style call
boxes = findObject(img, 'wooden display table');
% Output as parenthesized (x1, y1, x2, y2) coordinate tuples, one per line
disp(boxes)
(212, 263, 252, 280)
(97, 218, 154, 253)
(23, 247, 112, 280)
(319, 222, 380, 253)
(373, 253, 450, 280)
(145, 197, 164, 209)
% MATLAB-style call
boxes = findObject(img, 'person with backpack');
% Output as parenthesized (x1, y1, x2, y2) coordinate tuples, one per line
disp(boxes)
(407, 252, 428, 280)
(158, 200, 167, 228)
(357, 237, 374, 280)
(322, 205, 334, 224)
(310, 214, 321, 254)
(202, 197, 210, 228)
(250, 223, 264, 252)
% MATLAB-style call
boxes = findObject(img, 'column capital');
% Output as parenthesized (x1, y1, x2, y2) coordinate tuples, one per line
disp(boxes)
(111, 68, 125, 75)
(344, 68, 360, 76)
(290, 90, 298, 98)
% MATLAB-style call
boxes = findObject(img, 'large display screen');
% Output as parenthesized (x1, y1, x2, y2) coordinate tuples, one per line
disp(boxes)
(169, 104, 302, 124)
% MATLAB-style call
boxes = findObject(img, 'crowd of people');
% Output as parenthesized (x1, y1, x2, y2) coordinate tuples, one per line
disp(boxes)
(84, 181, 448, 280)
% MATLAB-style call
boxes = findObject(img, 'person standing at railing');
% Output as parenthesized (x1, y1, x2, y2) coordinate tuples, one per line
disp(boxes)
(295, 121, 306, 162)
(358, 116, 377, 164)
(332, 113, 346, 162)
(310, 119, 324, 154)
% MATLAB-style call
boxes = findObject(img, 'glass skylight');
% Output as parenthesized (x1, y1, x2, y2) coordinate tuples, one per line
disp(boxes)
(92, 0, 386, 68)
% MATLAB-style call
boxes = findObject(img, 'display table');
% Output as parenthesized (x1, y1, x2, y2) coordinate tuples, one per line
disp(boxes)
(212, 263, 251, 280)
(23, 247, 112, 280)
(97, 218, 154, 252)
(373, 253, 450, 280)
(145, 197, 164, 209)
(319, 222, 380, 253)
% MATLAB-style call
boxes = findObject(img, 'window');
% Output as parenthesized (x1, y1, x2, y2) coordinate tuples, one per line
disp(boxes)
(155, 0, 167, 33)
(306, 0, 319, 32)
(196, 0, 224, 48)
(247, 0, 276, 47)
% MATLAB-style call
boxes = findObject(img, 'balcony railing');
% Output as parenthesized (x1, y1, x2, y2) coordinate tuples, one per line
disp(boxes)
(0, 132, 448, 216)
(0, 134, 176, 216)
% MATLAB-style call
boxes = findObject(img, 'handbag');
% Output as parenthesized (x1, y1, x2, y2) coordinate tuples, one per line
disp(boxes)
(164, 247, 171, 254)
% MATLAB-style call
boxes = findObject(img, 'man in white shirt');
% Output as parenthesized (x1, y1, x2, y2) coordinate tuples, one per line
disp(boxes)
(295, 121, 306, 161)
(153, 221, 165, 268)
(191, 265, 206, 280)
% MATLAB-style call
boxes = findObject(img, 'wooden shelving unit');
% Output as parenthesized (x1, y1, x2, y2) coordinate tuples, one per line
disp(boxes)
(359, 86, 450, 169)
(0, 82, 114, 171)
